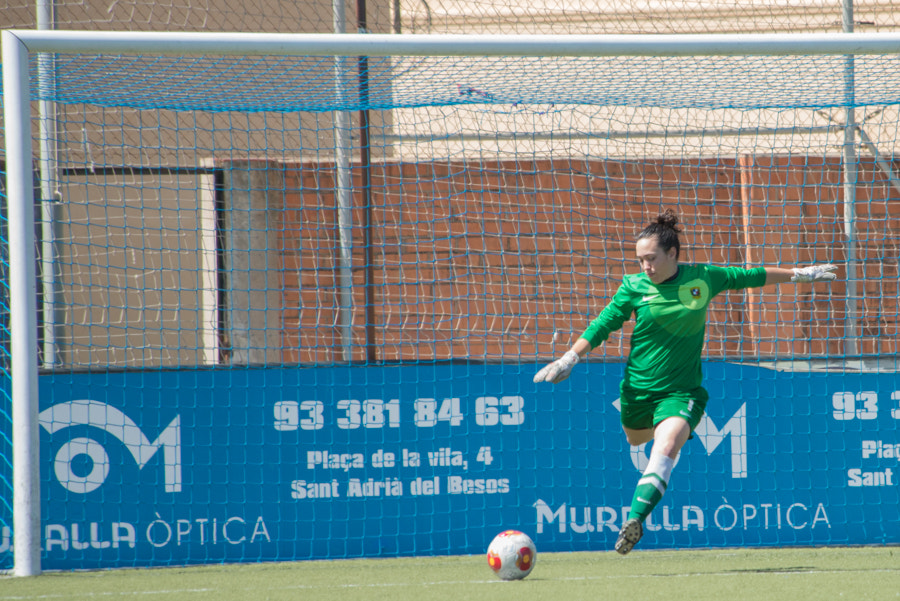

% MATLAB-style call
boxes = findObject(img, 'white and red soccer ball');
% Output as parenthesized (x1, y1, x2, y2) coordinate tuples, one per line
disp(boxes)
(486, 530, 536, 580)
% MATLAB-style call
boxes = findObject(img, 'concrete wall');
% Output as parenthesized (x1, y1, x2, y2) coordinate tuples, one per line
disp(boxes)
(219, 162, 286, 365)
(53, 170, 215, 368)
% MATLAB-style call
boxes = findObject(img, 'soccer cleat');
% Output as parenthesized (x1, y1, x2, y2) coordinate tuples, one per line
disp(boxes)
(615, 518, 643, 555)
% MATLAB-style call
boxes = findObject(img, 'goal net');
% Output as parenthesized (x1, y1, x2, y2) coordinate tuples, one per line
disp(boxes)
(2, 31, 900, 573)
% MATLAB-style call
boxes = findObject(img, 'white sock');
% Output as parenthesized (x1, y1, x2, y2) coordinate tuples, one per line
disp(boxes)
(644, 453, 675, 484)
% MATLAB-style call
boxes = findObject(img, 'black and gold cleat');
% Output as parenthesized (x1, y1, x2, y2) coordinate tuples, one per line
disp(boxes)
(614, 518, 643, 555)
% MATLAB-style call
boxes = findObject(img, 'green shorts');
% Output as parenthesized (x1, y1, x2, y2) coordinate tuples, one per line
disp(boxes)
(618, 386, 709, 432)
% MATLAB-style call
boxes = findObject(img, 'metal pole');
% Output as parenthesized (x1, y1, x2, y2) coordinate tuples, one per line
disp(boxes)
(357, 0, 377, 363)
(13, 30, 900, 58)
(334, 0, 354, 362)
(37, 0, 60, 368)
(2, 30, 43, 578)
(392, 0, 402, 33)
(843, 0, 859, 356)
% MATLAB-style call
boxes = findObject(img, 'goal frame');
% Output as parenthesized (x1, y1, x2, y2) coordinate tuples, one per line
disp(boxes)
(5, 29, 900, 576)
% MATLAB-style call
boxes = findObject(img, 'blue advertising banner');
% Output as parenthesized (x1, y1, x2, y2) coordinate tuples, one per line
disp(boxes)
(1, 361, 898, 569)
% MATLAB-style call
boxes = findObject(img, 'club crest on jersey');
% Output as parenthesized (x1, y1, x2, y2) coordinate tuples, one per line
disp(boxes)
(678, 278, 710, 312)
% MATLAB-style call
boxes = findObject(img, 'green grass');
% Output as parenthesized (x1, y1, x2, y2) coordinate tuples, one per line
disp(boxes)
(3, 547, 900, 601)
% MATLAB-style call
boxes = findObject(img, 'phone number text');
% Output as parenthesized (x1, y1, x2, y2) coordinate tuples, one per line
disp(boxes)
(273, 396, 525, 431)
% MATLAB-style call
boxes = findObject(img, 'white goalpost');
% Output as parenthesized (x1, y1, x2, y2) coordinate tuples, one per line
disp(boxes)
(5, 29, 900, 576)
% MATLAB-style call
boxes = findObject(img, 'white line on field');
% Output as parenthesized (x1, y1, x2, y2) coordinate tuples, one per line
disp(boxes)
(0, 589, 216, 600)
(3, 567, 899, 600)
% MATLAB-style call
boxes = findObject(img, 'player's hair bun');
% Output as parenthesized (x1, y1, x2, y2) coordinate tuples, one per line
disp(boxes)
(656, 209, 682, 232)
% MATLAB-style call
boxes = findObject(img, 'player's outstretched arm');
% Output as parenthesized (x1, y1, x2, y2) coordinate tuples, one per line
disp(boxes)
(765, 264, 838, 285)
(533, 338, 591, 384)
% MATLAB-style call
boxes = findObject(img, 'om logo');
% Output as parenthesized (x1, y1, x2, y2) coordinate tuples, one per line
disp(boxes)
(39, 400, 181, 494)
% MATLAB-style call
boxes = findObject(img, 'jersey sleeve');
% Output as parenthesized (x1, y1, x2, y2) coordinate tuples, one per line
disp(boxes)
(579, 281, 635, 350)
(707, 265, 767, 295)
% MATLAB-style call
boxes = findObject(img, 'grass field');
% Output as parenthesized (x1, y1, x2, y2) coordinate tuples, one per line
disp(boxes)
(3, 546, 899, 601)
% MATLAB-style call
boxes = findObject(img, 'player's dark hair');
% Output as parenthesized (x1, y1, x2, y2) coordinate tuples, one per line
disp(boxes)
(636, 209, 682, 258)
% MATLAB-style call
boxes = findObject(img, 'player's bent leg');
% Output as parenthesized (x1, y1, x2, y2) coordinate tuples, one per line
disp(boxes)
(619, 417, 691, 555)
(615, 518, 643, 555)
(651, 416, 692, 459)
(622, 426, 653, 447)
(616, 395, 702, 555)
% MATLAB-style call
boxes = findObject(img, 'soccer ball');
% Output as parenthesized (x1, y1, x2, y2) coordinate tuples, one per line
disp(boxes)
(486, 530, 536, 580)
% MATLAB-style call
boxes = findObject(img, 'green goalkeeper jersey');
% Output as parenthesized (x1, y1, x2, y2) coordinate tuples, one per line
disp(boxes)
(580, 264, 767, 394)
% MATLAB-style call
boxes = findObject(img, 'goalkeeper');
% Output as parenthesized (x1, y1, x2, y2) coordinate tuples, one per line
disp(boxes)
(533, 209, 837, 555)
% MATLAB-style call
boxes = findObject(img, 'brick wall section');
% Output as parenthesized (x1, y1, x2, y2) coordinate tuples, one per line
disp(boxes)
(741, 155, 900, 357)
(250, 156, 900, 364)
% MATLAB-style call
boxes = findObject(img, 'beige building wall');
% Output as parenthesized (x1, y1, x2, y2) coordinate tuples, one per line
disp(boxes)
(1, 0, 395, 170)
(389, 0, 900, 162)
(398, 0, 900, 34)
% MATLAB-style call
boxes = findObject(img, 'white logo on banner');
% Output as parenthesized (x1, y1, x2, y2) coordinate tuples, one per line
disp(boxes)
(39, 400, 181, 493)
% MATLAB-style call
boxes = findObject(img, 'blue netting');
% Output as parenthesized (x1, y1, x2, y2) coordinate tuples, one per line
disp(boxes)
(2, 53, 900, 111)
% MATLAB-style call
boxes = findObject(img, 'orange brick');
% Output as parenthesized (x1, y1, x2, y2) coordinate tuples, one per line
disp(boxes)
(267, 155, 900, 362)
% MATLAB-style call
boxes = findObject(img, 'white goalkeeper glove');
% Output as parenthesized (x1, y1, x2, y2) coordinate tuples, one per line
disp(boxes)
(533, 350, 580, 384)
(791, 264, 838, 283)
